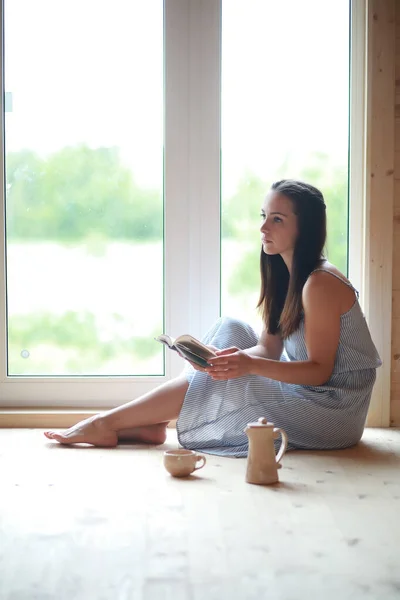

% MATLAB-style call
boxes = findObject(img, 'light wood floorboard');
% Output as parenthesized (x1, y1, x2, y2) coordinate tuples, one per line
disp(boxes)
(1, 428, 400, 600)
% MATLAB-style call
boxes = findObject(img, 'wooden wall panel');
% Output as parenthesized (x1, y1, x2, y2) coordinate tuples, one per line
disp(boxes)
(392, 0, 400, 424)
(366, 0, 395, 427)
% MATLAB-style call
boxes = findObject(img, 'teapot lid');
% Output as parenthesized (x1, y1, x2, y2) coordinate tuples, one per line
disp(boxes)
(246, 417, 274, 428)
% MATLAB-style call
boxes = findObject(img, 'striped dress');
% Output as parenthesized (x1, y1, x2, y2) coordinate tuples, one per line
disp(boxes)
(176, 270, 382, 457)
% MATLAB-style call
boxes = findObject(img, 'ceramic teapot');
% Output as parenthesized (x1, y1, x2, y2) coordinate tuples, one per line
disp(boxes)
(244, 417, 288, 485)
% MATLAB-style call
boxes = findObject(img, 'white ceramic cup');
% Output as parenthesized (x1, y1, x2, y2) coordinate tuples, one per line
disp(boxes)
(163, 449, 206, 477)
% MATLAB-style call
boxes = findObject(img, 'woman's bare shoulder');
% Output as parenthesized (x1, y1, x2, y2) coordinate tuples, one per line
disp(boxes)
(304, 261, 356, 313)
(313, 260, 352, 283)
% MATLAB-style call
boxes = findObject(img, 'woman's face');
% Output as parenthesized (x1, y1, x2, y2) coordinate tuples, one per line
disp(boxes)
(260, 191, 298, 257)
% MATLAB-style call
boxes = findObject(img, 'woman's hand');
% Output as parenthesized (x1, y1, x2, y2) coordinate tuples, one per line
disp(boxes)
(205, 347, 254, 380)
(184, 344, 221, 372)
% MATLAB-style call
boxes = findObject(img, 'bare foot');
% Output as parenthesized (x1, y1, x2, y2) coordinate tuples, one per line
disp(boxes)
(44, 415, 118, 447)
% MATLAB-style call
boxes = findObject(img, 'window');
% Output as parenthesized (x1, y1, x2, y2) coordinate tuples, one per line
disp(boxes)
(0, 0, 361, 408)
(221, 0, 350, 330)
(4, 0, 164, 378)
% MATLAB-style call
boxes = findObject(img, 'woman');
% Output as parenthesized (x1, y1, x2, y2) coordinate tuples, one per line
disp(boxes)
(44, 180, 381, 455)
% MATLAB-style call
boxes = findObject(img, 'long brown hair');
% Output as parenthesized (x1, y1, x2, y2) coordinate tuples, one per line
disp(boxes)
(257, 180, 327, 338)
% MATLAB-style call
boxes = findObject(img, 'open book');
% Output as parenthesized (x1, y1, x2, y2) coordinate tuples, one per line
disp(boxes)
(155, 334, 217, 368)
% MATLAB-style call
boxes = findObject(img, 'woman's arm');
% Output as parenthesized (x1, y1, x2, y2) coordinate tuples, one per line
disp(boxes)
(186, 331, 283, 371)
(207, 274, 342, 386)
(242, 329, 283, 360)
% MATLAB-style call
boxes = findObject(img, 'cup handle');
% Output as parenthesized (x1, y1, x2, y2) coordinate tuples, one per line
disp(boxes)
(194, 454, 206, 471)
(273, 427, 288, 465)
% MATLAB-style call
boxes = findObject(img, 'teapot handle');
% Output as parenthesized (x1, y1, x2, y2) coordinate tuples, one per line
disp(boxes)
(273, 427, 288, 464)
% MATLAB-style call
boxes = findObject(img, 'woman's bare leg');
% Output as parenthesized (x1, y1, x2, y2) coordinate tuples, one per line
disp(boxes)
(116, 423, 170, 444)
(44, 375, 189, 446)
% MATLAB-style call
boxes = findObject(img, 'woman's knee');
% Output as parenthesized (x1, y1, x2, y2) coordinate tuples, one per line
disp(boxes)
(211, 316, 259, 348)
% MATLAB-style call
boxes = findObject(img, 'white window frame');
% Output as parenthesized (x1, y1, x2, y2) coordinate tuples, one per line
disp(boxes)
(348, 0, 366, 304)
(0, 0, 221, 408)
(1, 0, 383, 421)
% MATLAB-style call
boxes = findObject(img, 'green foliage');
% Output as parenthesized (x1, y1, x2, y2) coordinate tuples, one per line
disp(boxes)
(221, 172, 267, 239)
(6, 145, 162, 242)
(5, 145, 348, 374)
(222, 153, 348, 295)
(298, 153, 348, 272)
(8, 310, 161, 374)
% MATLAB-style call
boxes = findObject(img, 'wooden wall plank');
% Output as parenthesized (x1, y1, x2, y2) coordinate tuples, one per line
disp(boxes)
(392, 290, 400, 317)
(391, 317, 400, 383)
(390, 395, 400, 424)
(394, 181, 400, 218)
(391, 0, 400, 422)
(366, 0, 395, 427)
(394, 152, 400, 178)
(395, 120, 400, 151)
(391, 234, 400, 288)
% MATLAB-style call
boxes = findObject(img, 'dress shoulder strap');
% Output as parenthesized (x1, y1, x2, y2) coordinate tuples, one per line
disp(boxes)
(311, 268, 359, 298)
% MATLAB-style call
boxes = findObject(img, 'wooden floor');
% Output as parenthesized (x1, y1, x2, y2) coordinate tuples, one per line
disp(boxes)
(1, 428, 400, 600)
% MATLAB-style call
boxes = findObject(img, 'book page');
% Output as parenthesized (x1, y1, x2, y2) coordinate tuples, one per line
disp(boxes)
(176, 338, 216, 359)
(154, 334, 174, 348)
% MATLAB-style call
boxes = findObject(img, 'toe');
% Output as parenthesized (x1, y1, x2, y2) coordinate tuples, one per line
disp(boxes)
(44, 431, 71, 444)
(51, 433, 70, 444)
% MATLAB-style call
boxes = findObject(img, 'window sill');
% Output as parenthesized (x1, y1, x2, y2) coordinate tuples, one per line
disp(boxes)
(0, 409, 178, 429)
(0, 409, 99, 428)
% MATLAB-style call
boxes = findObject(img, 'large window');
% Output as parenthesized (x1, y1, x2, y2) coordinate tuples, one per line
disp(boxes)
(0, 0, 356, 407)
(221, 0, 350, 331)
(4, 0, 164, 376)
